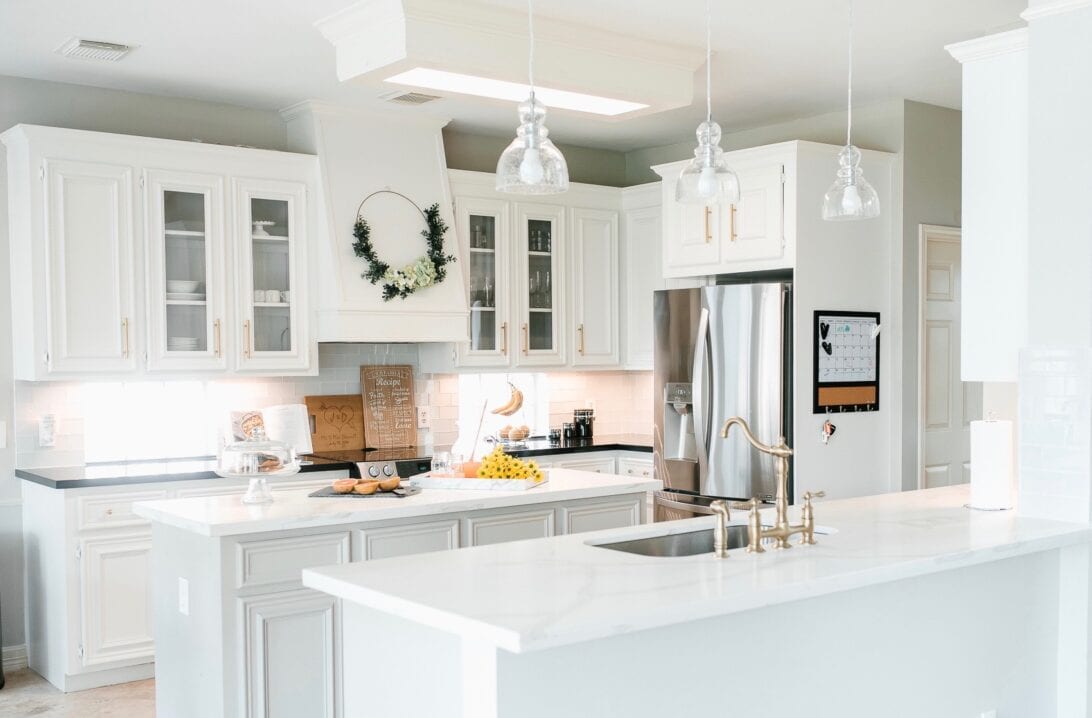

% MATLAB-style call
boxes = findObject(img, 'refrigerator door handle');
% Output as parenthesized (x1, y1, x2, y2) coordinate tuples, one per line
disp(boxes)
(691, 307, 711, 487)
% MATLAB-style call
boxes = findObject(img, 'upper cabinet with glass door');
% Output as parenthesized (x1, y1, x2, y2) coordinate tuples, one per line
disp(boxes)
(234, 178, 310, 372)
(456, 198, 511, 367)
(515, 203, 566, 367)
(144, 170, 227, 371)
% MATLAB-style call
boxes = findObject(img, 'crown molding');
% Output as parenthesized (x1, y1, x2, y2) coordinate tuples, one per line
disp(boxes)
(1022, 0, 1092, 20)
(946, 28, 1028, 63)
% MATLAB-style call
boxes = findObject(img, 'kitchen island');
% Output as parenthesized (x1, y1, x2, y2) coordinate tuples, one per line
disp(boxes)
(303, 485, 1092, 717)
(132, 469, 660, 718)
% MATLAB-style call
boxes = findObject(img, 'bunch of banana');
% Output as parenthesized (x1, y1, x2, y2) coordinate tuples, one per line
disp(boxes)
(491, 382, 524, 416)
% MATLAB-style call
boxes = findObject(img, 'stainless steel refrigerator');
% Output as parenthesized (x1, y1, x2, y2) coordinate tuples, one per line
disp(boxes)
(652, 281, 792, 521)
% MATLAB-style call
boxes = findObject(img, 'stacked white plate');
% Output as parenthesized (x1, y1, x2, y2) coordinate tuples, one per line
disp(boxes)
(166, 292, 206, 301)
(168, 337, 199, 351)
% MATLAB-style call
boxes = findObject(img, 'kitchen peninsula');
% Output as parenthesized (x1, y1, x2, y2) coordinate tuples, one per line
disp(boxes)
(304, 485, 1092, 718)
(132, 469, 660, 717)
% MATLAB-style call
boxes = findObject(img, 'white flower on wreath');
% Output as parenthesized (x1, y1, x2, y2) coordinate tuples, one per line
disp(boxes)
(383, 256, 438, 291)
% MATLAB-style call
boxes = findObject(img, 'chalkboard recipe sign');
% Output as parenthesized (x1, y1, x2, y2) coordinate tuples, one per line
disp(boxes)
(360, 365, 418, 448)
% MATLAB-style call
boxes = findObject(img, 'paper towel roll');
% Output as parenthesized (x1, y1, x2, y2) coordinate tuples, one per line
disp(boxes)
(262, 404, 314, 455)
(970, 419, 1014, 510)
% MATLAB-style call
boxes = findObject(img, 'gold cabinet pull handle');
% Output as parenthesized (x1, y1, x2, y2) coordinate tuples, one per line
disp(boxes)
(730, 205, 738, 242)
(121, 318, 130, 358)
(704, 206, 712, 243)
(522, 323, 529, 355)
(500, 321, 508, 356)
(578, 323, 585, 355)
(243, 320, 251, 358)
(213, 319, 222, 358)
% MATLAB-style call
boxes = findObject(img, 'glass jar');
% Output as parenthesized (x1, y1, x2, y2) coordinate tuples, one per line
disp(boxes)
(216, 427, 300, 503)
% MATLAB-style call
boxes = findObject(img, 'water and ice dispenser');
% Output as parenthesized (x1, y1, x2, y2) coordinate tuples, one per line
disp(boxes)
(663, 382, 697, 461)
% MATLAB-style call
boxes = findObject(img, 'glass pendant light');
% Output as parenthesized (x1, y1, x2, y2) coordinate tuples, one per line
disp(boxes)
(676, 0, 739, 206)
(496, 0, 568, 194)
(822, 0, 880, 221)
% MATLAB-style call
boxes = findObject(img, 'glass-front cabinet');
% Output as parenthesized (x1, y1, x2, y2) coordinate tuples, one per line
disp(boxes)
(456, 198, 511, 367)
(234, 178, 309, 372)
(515, 203, 565, 366)
(144, 170, 227, 371)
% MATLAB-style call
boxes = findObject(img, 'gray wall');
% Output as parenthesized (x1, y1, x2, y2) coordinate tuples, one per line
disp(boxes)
(443, 127, 628, 187)
(0, 74, 288, 652)
(899, 101, 963, 490)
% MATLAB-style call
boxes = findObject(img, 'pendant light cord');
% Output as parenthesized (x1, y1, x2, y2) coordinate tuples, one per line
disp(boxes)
(705, 0, 712, 124)
(528, 0, 535, 98)
(846, 0, 853, 147)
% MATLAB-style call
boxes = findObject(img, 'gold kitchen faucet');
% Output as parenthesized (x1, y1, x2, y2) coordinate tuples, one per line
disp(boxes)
(713, 417, 823, 555)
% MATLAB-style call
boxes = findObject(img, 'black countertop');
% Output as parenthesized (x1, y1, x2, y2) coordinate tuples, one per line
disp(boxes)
(16, 435, 652, 490)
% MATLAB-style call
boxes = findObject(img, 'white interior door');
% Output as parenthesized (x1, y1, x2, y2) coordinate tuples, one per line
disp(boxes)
(921, 226, 982, 488)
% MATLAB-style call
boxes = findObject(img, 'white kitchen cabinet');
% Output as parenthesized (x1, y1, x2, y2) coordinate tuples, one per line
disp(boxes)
(570, 208, 620, 366)
(515, 203, 567, 367)
(616, 457, 654, 479)
(77, 532, 156, 667)
(947, 29, 1028, 382)
(357, 520, 460, 560)
(560, 496, 641, 534)
(234, 178, 311, 373)
(620, 185, 664, 369)
(466, 507, 555, 546)
(457, 197, 513, 366)
(144, 169, 228, 371)
(553, 456, 617, 474)
(1, 124, 319, 380)
(44, 159, 139, 375)
(653, 143, 791, 278)
(240, 589, 340, 718)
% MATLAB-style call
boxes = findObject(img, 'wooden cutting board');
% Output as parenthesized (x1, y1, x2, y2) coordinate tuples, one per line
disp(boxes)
(360, 365, 417, 448)
(303, 395, 366, 452)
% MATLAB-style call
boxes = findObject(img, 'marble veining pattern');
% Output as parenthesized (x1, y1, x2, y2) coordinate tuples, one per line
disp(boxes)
(132, 469, 661, 536)
(302, 485, 1092, 653)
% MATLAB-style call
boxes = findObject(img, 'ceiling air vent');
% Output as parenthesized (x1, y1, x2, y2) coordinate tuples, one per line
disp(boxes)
(379, 90, 441, 106)
(56, 38, 134, 62)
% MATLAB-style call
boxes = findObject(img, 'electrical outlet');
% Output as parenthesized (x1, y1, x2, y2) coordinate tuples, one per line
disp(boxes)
(979, 711, 997, 718)
(417, 406, 431, 429)
(38, 414, 55, 448)
(178, 577, 189, 616)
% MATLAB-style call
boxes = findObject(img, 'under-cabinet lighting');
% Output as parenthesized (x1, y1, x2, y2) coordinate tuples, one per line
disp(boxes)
(384, 67, 648, 116)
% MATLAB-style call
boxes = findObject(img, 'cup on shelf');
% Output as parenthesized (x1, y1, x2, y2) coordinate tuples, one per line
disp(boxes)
(254, 289, 265, 303)
(280, 290, 291, 304)
(265, 290, 281, 304)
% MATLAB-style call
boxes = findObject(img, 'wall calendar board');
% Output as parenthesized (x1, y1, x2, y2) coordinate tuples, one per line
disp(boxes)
(360, 365, 418, 448)
(813, 310, 880, 413)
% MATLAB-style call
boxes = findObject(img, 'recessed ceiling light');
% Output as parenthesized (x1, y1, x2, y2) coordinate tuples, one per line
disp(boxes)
(56, 37, 134, 62)
(384, 68, 648, 117)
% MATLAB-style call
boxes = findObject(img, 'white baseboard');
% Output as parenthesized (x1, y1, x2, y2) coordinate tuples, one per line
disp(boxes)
(3, 643, 28, 671)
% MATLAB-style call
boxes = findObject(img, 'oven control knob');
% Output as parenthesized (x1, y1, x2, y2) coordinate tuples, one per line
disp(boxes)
(367, 465, 380, 478)
(382, 465, 395, 477)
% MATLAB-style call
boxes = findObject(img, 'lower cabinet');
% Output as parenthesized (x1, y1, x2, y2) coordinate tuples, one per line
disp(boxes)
(561, 499, 641, 534)
(466, 508, 555, 546)
(553, 456, 617, 474)
(357, 520, 459, 560)
(240, 590, 340, 718)
(78, 532, 156, 667)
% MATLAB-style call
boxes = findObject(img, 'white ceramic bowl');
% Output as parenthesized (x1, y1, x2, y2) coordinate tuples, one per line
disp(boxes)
(166, 280, 201, 293)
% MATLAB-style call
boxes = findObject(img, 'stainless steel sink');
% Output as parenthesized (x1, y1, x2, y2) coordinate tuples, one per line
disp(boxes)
(594, 526, 749, 557)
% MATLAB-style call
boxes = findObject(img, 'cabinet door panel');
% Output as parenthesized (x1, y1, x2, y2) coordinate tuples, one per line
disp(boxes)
(554, 457, 616, 474)
(79, 533, 155, 666)
(622, 206, 663, 369)
(561, 497, 640, 534)
(358, 520, 459, 560)
(571, 208, 620, 366)
(514, 203, 566, 366)
(44, 160, 137, 373)
(466, 508, 554, 546)
(145, 169, 228, 371)
(724, 164, 784, 263)
(241, 590, 339, 718)
(456, 197, 512, 367)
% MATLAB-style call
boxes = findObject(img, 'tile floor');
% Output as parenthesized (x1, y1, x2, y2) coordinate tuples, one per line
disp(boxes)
(0, 669, 154, 717)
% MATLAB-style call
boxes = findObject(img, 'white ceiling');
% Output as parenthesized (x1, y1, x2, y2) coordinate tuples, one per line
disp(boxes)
(0, 0, 1026, 152)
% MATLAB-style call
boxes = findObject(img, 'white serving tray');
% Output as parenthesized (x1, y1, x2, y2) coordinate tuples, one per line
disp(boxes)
(408, 470, 549, 491)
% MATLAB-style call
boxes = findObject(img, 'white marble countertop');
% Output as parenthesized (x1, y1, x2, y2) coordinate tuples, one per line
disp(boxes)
(302, 485, 1092, 654)
(132, 469, 661, 537)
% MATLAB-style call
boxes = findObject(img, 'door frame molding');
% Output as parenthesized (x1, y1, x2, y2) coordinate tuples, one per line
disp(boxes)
(916, 224, 962, 489)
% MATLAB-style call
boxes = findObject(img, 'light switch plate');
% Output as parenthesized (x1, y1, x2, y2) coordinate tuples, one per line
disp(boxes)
(178, 577, 190, 616)
(38, 414, 55, 447)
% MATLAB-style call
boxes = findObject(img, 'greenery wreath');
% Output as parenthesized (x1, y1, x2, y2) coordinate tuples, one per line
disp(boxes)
(351, 190, 456, 301)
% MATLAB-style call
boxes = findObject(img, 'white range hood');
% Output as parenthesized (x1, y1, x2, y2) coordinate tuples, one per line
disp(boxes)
(283, 101, 469, 343)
